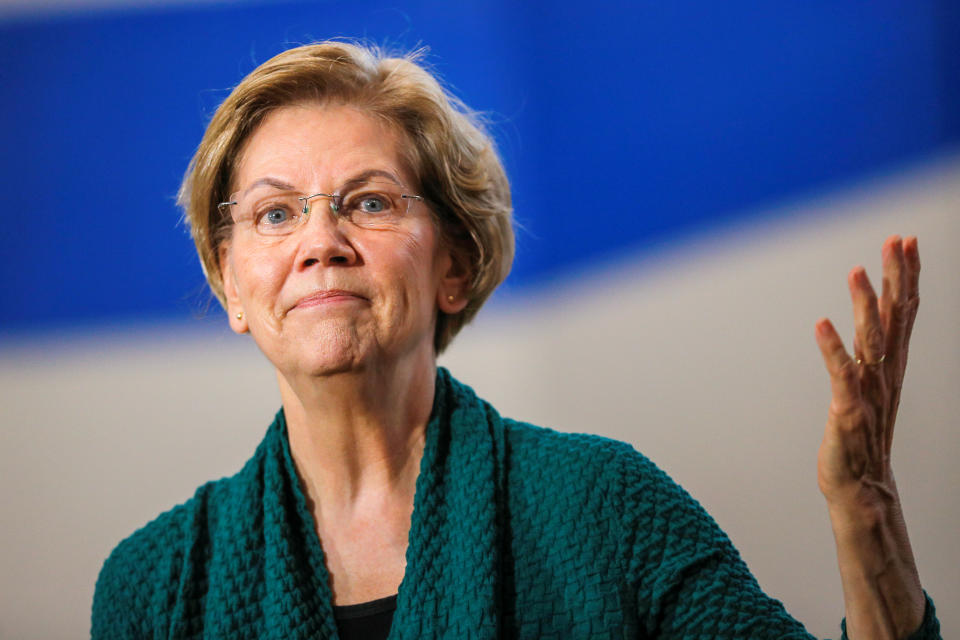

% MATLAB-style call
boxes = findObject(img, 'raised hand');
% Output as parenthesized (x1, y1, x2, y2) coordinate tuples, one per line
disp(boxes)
(814, 235, 925, 639)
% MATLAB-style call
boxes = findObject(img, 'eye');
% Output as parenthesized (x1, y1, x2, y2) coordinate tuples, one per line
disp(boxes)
(339, 182, 404, 226)
(254, 204, 299, 234)
(358, 195, 389, 214)
(260, 207, 290, 225)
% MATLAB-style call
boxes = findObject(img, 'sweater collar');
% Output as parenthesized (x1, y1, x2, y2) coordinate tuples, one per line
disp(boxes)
(271, 367, 506, 639)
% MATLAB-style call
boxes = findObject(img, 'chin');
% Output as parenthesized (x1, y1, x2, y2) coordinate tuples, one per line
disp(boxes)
(257, 319, 369, 378)
(262, 317, 433, 379)
(298, 330, 371, 377)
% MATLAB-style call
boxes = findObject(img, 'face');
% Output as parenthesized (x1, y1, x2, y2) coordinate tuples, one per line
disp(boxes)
(219, 103, 467, 379)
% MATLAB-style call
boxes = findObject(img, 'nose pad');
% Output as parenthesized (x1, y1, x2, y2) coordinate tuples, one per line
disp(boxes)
(296, 197, 357, 269)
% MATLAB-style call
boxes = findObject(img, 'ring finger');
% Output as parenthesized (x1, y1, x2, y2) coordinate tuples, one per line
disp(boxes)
(849, 266, 885, 367)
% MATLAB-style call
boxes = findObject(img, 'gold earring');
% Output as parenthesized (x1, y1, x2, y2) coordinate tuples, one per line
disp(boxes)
(236, 312, 243, 320)
(447, 295, 455, 303)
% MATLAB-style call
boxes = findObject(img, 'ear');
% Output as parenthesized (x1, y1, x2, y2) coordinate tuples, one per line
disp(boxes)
(436, 249, 471, 315)
(219, 243, 249, 334)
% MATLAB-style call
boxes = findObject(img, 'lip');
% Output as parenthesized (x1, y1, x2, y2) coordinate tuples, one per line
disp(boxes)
(291, 289, 368, 310)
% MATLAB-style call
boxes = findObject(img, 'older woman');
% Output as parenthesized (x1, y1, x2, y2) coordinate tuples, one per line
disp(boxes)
(92, 41, 939, 639)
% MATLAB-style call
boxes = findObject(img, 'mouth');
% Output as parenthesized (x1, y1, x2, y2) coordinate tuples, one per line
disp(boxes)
(291, 289, 368, 311)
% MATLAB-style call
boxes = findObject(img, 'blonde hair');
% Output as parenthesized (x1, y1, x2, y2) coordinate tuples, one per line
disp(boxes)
(178, 41, 514, 353)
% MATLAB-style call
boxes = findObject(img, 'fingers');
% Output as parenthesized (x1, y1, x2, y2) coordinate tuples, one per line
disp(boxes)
(814, 237, 919, 483)
(879, 237, 898, 335)
(847, 262, 889, 448)
(902, 236, 921, 346)
(903, 236, 921, 297)
(815, 318, 860, 415)
(848, 265, 885, 367)
(881, 236, 910, 365)
(883, 236, 920, 450)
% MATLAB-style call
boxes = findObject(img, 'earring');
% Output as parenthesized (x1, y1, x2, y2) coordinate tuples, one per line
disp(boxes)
(236, 312, 244, 320)
(447, 295, 455, 303)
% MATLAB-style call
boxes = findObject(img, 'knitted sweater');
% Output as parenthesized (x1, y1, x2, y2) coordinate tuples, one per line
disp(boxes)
(92, 368, 940, 639)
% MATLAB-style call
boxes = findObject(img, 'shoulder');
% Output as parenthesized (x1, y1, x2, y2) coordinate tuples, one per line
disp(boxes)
(498, 419, 668, 542)
(500, 417, 730, 565)
(91, 425, 275, 638)
(91, 484, 210, 637)
(503, 423, 752, 604)
(442, 369, 721, 553)
(92, 499, 187, 631)
(501, 417, 671, 503)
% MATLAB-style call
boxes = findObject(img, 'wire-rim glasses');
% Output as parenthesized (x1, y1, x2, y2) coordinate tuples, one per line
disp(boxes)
(218, 177, 424, 237)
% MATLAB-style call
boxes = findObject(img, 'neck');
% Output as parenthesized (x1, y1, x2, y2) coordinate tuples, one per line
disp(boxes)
(278, 348, 436, 514)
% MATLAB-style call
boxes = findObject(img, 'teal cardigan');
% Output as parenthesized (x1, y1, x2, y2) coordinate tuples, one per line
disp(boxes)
(92, 368, 940, 639)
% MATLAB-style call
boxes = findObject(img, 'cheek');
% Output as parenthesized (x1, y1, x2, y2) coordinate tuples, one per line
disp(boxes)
(233, 247, 290, 313)
(395, 230, 443, 300)
(358, 228, 440, 325)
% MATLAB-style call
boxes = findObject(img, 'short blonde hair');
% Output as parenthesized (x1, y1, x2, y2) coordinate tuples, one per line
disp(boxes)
(178, 41, 514, 353)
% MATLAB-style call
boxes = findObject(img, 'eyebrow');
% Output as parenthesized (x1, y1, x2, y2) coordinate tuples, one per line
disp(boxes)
(237, 177, 297, 198)
(238, 169, 405, 198)
(339, 169, 403, 187)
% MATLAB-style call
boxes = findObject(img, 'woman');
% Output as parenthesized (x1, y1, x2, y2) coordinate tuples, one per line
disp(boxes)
(92, 41, 939, 639)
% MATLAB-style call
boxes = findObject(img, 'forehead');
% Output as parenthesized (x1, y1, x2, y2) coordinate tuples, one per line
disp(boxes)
(233, 103, 412, 191)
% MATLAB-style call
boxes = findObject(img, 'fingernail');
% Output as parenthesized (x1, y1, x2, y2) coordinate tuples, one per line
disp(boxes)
(815, 318, 830, 335)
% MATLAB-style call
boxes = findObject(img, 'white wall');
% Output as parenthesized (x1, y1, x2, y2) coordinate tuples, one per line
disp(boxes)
(2, 155, 957, 638)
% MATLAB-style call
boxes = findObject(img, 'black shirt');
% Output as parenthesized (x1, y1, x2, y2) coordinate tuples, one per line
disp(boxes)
(333, 594, 397, 640)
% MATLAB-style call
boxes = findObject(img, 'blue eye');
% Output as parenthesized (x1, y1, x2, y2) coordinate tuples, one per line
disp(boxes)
(339, 182, 404, 225)
(262, 208, 289, 225)
(254, 205, 300, 235)
(244, 194, 303, 236)
(359, 196, 387, 213)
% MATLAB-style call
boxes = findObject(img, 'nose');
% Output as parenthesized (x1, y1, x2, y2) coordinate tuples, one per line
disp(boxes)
(294, 200, 358, 270)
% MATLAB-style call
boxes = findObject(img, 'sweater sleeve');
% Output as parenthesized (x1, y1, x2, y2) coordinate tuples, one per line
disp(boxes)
(91, 502, 192, 639)
(616, 447, 941, 640)
(91, 541, 152, 639)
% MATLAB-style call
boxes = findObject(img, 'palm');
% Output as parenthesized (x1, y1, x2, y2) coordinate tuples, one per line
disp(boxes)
(814, 236, 920, 506)
(812, 235, 928, 639)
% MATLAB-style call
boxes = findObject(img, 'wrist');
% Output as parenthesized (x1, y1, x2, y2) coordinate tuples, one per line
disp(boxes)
(826, 500, 925, 639)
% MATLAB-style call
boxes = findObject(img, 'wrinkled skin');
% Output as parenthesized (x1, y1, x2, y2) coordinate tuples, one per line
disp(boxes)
(814, 235, 925, 639)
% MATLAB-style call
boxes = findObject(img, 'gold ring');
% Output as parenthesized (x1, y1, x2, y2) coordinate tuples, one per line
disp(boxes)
(856, 353, 886, 366)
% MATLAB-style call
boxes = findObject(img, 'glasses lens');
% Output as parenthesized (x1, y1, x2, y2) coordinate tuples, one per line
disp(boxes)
(337, 180, 412, 228)
(222, 179, 420, 237)
(230, 190, 305, 236)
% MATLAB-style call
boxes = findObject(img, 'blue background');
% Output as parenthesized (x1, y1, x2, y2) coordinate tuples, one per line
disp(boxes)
(2, 0, 958, 332)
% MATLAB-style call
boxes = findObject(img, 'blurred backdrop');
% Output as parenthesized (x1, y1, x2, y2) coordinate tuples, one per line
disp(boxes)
(1, 1, 958, 637)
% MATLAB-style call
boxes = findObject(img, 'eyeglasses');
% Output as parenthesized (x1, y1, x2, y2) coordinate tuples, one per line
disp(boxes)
(218, 178, 424, 236)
